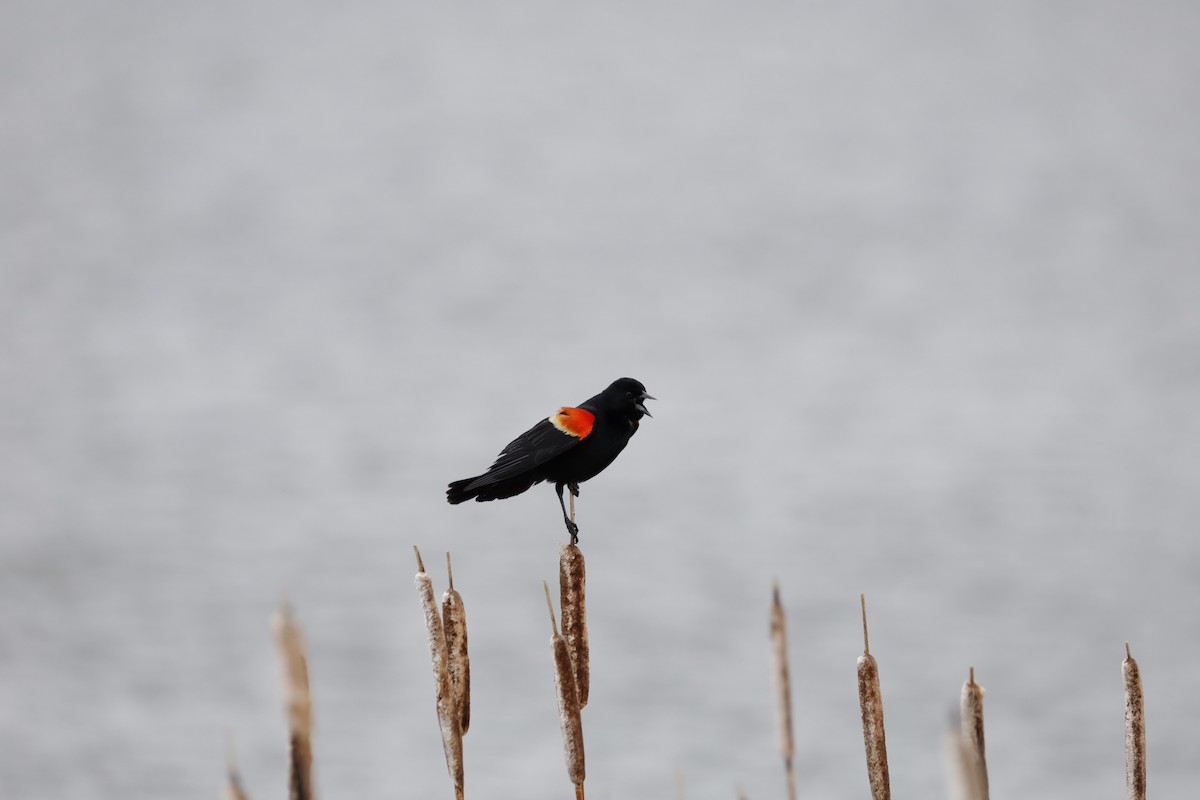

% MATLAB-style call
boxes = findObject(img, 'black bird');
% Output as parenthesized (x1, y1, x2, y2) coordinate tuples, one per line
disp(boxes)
(447, 378, 654, 542)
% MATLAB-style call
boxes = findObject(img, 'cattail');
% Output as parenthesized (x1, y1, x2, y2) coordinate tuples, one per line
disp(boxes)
(769, 582, 797, 800)
(544, 580, 586, 798)
(224, 736, 250, 800)
(856, 594, 889, 800)
(442, 552, 471, 735)
(559, 543, 589, 707)
(1123, 642, 1146, 800)
(414, 546, 464, 800)
(959, 667, 989, 799)
(273, 601, 315, 800)
(943, 724, 985, 800)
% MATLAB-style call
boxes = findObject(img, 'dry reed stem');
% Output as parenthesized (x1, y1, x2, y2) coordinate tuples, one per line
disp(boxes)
(959, 667, 989, 799)
(769, 582, 797, 800)
(1123, 642, 1146, 800)
(273, 601, 315, 800)
(414, 546, 464, 799)
(224, 736, 250, 800)
(856, 594, 890, 800)
(559, 543, 590, 707)
(544, 580, 586, 795)
(443, 552, 471, 735)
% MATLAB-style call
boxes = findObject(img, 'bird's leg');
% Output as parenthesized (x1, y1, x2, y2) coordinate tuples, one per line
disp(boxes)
(556, 481, 579, 544)
(567, 482, 581, 543)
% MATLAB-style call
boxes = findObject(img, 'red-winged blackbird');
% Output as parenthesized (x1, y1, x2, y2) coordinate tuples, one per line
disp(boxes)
(447, 378, 654, 542)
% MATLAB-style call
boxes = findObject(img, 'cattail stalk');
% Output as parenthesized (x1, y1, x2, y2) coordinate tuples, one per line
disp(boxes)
(959, 667, 989, 799)
(559, 543, 590, 707)
(274, 601, 315, 800)
(544, 580, 586, 798)
(1123, 642, 1146, 800)
(443, 552, 471, 735)
(770, 582, 797, 800)
(414, 546, 464, 800)
(856, 594, 890, 800)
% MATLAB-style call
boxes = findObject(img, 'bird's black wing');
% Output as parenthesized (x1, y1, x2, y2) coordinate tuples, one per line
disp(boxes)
(464, 418, 582, 491)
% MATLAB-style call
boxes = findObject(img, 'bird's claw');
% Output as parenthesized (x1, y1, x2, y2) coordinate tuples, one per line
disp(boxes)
(565, 519, 579, 545)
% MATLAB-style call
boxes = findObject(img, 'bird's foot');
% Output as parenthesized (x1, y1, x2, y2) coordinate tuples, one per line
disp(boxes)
(565, 518, 579, 545)
(568, 482, 580, 497)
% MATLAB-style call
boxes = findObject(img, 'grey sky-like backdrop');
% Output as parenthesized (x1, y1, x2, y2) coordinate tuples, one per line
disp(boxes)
(2, 2, 1198, 798)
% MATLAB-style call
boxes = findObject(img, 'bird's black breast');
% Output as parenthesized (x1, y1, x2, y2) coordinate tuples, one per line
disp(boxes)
(537, 412, 635, 484)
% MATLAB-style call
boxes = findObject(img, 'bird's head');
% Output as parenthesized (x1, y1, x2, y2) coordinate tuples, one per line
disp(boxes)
(605, 377, 655, 419)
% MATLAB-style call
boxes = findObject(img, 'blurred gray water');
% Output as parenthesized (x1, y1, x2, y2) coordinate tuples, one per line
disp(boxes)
(2, 2, 1198, 798)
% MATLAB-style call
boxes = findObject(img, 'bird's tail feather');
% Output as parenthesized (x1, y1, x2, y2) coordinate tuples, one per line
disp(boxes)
(446, 474, 541, 504)
(446, 477, 479, 505)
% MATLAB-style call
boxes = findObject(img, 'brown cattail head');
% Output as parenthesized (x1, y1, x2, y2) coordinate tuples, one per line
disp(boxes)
(273, 601, 315, 800)
(414, 546, 463, 796)
(559, 543, 590, 707)
(944, 725, 986, 800)
(770, 582, 797, 800)
(958, 668, 989, 800)
(414, 547, 448, 693)
(442, 552, 471, 736)
(545, 580, 586, 789)
(1123, 642, 1146, 800)
(857, 594, 890, 800)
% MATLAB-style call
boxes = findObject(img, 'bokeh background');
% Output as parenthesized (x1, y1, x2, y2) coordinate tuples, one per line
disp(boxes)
(2, 2, 1198, 798)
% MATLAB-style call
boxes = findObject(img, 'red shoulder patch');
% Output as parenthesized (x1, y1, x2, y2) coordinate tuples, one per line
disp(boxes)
(548, 406, 595, 439)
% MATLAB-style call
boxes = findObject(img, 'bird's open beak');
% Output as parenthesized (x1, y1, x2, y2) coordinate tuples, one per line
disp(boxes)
(635, 393, 655, 418)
